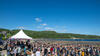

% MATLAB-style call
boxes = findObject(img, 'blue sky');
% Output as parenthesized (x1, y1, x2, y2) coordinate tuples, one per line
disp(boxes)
(0, 0, 100, 35)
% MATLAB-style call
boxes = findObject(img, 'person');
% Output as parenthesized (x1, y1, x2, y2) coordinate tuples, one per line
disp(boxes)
(17, 46, 21, 55)
(50, 47, 53, 55)
(31, 53, 35, 56)
(81, 51, 84, 56)
(10, 50, 14, 56)
(57, 47, 60, 56)
(78, 50, 81, 56)
(13, 47, 17, 56)
(95, 49, 99, 56)
(44, 47, 48, 56)
(48, 47, 50, 55)
(36, 49, 40, 56)
(31, 52, 35, 56)
(24, 46, 27, 55)
(31, 50, 35, 56)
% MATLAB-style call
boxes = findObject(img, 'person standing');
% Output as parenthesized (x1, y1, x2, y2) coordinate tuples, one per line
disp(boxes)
(31, 50, 35, 56)
(17, 46, 21, 55)
(81, 51, 84, 56)
(13, 47, 17, 56)
(36, 49, 40, 56)
(44, 47, 48, 56)
(48, 47, 50, 56)
(50, 47, 53, 55)
(57, 47, 60, 56)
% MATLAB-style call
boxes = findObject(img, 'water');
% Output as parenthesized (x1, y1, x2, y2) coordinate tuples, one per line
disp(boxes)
(53, 39, 100, 41)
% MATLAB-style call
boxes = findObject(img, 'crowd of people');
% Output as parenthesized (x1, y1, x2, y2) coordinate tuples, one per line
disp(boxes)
(0, 40, 100, 56)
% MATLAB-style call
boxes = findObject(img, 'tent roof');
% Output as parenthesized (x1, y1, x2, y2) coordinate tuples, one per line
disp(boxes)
(10, 30, 32, 39)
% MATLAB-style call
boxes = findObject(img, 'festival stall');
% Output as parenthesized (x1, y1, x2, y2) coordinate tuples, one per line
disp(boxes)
(10, 30, 32, 40)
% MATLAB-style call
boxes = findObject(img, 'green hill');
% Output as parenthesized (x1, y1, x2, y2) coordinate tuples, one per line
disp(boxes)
(0, 28, 100, 39)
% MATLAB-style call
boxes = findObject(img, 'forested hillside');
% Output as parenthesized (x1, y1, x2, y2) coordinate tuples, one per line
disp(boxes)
(0, 28, 100, 39)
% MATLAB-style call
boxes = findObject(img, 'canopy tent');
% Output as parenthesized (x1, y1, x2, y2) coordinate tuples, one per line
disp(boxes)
(10, 30, 32, 39)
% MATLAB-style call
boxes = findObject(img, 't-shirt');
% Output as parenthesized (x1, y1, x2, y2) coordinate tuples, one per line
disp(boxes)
(14, 49, 17, 54)
(81, 52, 84, 56)
(50, 48, 53, 52)
(18, 47, 21, 53)
(31, 53, 35, 56)
(48, 48, 50, 52)
(36, 51, 40, 56)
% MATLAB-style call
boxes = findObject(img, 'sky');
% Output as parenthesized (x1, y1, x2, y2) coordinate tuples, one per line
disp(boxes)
(0, 0, 100, 35)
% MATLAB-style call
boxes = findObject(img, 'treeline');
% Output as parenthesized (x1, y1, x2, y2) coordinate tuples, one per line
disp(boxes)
(0, 28, 100, 39)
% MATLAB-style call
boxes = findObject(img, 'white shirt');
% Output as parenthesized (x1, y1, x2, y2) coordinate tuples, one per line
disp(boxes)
(36, 51, 40, 56)
(48, 48, 50, 52)
(18, 47, 21, 53)
(31, 53, 35, 56)
(14, 49, 17, 54)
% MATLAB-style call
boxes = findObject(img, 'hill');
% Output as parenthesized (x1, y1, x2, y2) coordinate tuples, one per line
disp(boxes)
(0, 28, 100, 39)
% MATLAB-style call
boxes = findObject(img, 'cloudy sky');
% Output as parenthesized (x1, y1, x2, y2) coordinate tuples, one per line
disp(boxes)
(0, 0, 100, 35)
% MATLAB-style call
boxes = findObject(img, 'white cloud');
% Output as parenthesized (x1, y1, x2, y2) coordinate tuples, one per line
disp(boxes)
(62, 29, 67, 32)
(37, 26, 43, 29)
(45, 27, 54, 31)
(35, 18, 42, 22)
(58, 29, 67, 33)
(40, 23, 47, 26)
(17, 26, 25, 29)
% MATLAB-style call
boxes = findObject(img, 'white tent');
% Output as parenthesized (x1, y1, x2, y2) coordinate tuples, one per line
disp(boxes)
(10, 30, 32, 39)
